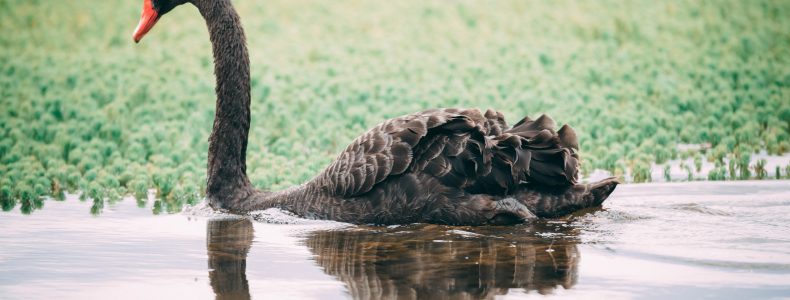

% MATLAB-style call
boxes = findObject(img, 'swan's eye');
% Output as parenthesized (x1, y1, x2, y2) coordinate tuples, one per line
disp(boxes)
(151, 0, 177, 16)
(132, 0, 161, 43)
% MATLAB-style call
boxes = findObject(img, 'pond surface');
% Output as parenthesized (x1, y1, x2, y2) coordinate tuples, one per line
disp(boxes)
(1, 181, 789, 299)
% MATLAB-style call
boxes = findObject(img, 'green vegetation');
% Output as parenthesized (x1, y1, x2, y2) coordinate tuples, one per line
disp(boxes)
(1, 0, 789, 213)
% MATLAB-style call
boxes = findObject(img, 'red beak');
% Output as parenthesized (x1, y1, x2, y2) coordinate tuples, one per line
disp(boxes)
(133, 0, 159, 43)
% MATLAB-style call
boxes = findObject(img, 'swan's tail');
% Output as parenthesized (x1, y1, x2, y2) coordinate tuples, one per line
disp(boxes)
(517, 177, 620, 218)
(470, 114, 580, 195)
(503, 114, 580, 186)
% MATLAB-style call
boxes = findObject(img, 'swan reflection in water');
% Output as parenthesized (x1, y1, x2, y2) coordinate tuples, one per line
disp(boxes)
(304, 223, 580, 299)
(206, 219, 581, 299)
(206, 218, 254, 300)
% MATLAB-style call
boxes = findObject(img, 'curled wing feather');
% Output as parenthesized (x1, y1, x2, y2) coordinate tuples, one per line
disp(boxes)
(314, 108, 579, 198)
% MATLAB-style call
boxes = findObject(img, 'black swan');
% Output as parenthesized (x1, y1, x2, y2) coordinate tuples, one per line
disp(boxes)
(132, 0, 619, 225)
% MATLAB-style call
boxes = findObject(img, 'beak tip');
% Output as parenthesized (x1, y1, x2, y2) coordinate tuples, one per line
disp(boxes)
(132, 0, 158, 45)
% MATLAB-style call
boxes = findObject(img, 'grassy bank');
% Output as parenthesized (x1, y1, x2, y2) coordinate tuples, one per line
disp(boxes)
(1, 0, 789, 213)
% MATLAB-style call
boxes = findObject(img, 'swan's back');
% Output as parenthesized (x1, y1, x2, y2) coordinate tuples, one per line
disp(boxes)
(311, 108, 581, 201)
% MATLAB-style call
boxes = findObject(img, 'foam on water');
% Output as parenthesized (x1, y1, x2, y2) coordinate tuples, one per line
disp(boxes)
(182, 200, 350, 230)
(445, 229, 483, 237)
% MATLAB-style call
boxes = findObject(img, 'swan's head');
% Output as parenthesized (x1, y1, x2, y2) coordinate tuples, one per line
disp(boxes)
(132, 0, 188, 43)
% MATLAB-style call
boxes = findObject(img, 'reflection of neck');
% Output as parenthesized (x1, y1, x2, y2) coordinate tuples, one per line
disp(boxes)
(207, 219, 253, 300)
(197, 0, 253, 205)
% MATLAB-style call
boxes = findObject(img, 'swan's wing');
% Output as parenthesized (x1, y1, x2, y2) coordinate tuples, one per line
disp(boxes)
(313, 108, 484, 197)
(314, 108, 579, 198)
(463, 114, 580, 195)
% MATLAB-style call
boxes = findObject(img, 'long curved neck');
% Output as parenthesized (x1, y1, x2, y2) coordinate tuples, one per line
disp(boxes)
(197, 0, 253, 205)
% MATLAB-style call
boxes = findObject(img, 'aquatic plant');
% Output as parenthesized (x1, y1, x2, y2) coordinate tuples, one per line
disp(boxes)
(129, 177, 149, 202)
(679, 162, 695, 182)
(91, 197, 104, 216)
(754, 159, 767, 180)
(661, 165, 670, 182)
(708, 162, 727, 181)
(728, 158, 738, 181)
(631, 160, 652, 183)
(738, 153, 752, 180)
(0, 185, 13, 211)
(693, 154, 703, 173)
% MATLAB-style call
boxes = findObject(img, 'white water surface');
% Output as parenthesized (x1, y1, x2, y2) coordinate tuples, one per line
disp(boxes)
(1, 181, 789, 299)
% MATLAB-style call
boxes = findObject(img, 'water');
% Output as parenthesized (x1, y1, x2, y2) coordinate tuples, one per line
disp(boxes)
(1, 181, 789, 299)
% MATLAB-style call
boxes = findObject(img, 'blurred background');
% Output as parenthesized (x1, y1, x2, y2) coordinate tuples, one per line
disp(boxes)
(1, 0, 789, 213)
